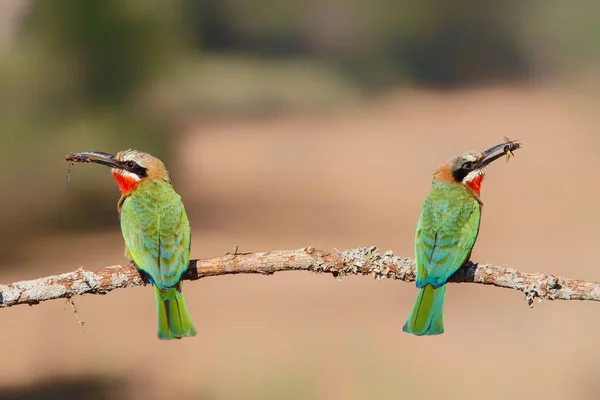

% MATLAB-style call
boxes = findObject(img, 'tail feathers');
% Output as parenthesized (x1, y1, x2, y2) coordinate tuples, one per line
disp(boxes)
(155, 285, 197, 340)
(402, 284, 446, 336)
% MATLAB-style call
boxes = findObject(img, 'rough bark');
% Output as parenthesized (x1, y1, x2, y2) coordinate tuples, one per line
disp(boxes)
(1, 246, 597, 308)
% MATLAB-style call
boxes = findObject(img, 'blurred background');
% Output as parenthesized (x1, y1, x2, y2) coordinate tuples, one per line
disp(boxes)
(0, 0, 599, 399)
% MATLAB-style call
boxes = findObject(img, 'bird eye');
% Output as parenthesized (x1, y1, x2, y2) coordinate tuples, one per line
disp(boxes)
(462, 162, 473, 170)
(125, 161, 136, 169)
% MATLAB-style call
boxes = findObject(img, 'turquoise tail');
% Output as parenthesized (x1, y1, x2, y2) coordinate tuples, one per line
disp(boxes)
(154, 284, 197, 340)
(402, 284, 446, 336)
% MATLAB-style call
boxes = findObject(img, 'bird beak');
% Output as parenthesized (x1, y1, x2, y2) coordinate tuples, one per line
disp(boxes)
(65, 151, 119, 168)
(476, 140, 521, 168)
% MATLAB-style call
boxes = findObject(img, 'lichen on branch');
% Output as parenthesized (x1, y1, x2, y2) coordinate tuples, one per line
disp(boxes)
(1, 246, 598, 308)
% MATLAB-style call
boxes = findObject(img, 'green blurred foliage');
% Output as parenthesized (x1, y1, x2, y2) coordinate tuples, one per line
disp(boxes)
(22, 0, 189, 106)
(182, 0, 530, 88)
(181, 0, 599, 87)
(0, 0, 192, 259)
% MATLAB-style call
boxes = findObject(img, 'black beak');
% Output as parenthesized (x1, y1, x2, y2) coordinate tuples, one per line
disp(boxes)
(476, 139, 521, 168)
(65, 151, 119, 168)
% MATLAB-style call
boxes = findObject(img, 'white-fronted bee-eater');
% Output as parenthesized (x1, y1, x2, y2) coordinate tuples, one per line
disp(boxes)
(67, 150, 196, 340)
(403, 139, 521, 335)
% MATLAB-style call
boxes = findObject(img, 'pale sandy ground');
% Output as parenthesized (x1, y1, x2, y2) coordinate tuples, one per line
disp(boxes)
(2, 84, 600, 399)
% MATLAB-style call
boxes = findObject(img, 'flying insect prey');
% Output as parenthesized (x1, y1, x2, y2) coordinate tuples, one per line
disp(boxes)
(403, 138, 521, 336)
(66, 150, 196, 340)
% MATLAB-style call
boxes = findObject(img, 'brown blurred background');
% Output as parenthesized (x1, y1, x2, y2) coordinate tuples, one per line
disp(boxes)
(1, 1, 600, 399)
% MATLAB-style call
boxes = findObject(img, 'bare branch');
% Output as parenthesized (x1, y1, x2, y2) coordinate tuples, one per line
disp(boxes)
(1, 246, 598, 308)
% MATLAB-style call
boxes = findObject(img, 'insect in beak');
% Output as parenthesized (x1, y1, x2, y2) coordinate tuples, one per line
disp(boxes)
(65, 154, 90, 187)
(64, 151, 118, 187)
(503, 136, 521, 163)
(66, 161, 73, 187)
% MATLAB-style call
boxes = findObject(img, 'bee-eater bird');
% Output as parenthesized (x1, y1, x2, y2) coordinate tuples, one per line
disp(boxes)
(66, 150, 196, 340)
(403, 140, 520, 336)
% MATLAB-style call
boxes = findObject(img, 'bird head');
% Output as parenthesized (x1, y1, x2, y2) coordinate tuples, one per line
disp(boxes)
(66, 150, 170, 194)
(434, 141, 519, 195)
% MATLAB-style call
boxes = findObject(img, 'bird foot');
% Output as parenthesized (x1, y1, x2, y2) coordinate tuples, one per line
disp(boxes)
(127, 260, 151, 285)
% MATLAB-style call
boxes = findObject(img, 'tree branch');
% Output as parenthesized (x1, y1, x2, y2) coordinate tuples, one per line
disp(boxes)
(1, 246, 598, 308)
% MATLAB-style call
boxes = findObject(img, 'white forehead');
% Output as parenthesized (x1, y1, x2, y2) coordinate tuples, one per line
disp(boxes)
(461, 152, 479, 162)
(119, 149, 138, 161)
(117, 149, 152, 166)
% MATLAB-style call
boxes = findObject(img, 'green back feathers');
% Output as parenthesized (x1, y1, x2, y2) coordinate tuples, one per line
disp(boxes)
(120, 180, 191, 290)
(415, 181, 481, 287)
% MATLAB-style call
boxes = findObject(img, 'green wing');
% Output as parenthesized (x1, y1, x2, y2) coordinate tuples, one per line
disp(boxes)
(120, 181, 191, 290)
(415, 187, 481, 287)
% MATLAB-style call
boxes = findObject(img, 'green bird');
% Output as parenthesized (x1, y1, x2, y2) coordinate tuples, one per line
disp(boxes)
(403, 140, 520, 336)
(66, 150, 197, 340)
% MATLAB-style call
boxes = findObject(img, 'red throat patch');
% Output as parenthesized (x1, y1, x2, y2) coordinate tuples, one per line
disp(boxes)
(112, 170, 140, 193)
(466, 174, 485, 194)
